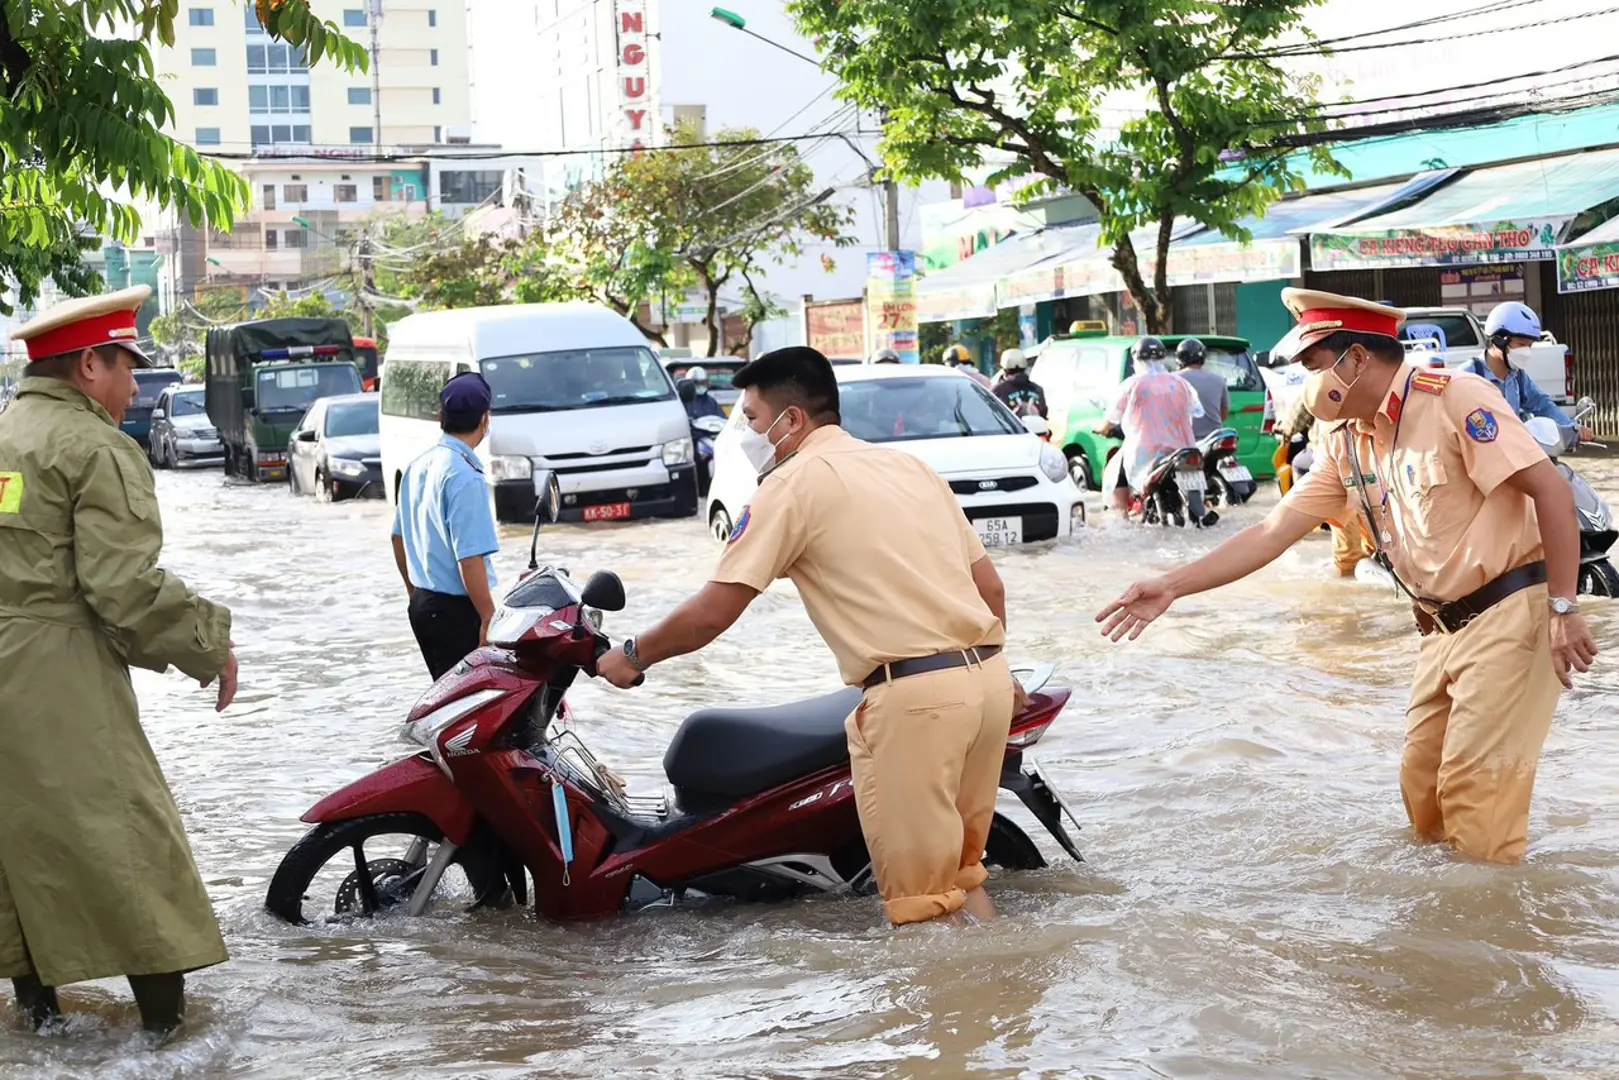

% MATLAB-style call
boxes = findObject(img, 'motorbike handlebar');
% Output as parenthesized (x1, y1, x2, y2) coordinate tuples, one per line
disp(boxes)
(593, 637, 646, 688)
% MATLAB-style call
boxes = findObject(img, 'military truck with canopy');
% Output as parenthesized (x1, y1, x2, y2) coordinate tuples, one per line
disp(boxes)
(205, 317, 365, 481)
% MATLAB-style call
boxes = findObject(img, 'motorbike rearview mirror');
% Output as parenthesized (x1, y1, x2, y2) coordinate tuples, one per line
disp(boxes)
(694, 415, 726, 435)
(1021, 414, 1051, 437)
(528, 470, 562, 571)
(580, 570, 627, 612)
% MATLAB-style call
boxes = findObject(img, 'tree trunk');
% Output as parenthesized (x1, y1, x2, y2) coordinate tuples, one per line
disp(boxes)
(605, 292, 667, 346)
(1109, 234, 1170, 335)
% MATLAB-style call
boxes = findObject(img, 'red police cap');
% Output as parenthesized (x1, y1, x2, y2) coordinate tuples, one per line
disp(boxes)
(12, 285, 153, 366)
(1280, 287, 1406, 351)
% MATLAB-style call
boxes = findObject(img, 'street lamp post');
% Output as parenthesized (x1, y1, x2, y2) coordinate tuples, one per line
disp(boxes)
(708, 7, 900, 253)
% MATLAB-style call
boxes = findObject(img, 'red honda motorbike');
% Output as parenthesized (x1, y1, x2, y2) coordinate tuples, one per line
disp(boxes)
(266, 476, 1084, 925)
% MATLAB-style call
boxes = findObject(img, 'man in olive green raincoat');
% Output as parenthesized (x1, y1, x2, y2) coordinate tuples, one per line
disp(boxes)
(0, 285, 239, 1039)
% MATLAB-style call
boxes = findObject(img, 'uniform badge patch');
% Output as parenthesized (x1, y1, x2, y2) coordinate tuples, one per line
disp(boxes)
(1465, 408, 1499, 443)
(0, 471, 22, 514)
(728, 505, 751, 543)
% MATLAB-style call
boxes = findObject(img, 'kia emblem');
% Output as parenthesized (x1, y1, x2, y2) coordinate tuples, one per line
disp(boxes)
(588, 442, 610, 455)
(977, 479, 998, 490)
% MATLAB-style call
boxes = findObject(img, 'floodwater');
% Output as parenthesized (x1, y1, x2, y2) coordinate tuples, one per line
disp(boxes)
(6, 459, 1619, 1080)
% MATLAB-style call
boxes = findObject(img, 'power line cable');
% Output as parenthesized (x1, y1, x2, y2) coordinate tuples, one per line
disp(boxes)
(1228, 3, 1619, 60)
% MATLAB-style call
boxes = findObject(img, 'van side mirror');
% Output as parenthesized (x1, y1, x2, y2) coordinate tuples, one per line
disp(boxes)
(581, 570, 626, 612)
(152, 408, 165, 419)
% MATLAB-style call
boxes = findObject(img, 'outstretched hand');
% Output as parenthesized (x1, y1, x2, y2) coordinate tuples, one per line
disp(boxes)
(1095, 578, 1176, 641)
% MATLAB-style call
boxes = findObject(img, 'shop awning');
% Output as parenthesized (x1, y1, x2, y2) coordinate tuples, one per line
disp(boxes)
(1555, 213, 1619, 294)
(915, 225, 1093, 322)
(1310, 147, 1619, 271)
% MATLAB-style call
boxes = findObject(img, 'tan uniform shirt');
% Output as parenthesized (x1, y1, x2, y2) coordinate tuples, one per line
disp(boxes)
(1274, 364, 1546, 602)
(712, 425, 1004, 685)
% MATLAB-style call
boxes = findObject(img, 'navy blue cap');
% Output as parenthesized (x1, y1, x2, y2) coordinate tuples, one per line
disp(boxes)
(441, 371, 492, 414)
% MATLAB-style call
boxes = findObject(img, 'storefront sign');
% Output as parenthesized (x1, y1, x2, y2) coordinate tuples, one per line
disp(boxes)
(1557, 241, 1619, 293)
(866, 251, 918, 363)
(915, 281, 996, 323)
(1310, 219, 1568, 270)
(615, 0, 652, 150)
(1163, 238, 1301, 286)
(1439, 263, 1526, 315)
(805, 298, 866, 359)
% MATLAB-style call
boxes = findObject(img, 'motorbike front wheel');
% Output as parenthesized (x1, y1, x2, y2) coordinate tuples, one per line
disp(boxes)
(265, 812, 510, 925)
(1580, 560, 1619, 597)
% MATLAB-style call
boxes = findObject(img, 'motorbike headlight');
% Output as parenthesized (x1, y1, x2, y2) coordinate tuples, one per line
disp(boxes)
(330, 457, 366, 477)
(488, 455, 533, 482)
(663, 437, 693, 466)
(1039, 442, 1068, 483)
(399, 688, 507, 777)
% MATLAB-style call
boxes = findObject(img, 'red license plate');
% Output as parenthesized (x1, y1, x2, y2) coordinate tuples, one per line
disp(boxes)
(582, 502, 632, 523)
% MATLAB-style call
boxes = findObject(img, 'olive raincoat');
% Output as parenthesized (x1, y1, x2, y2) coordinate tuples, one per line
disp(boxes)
(0, 377, 232, 986)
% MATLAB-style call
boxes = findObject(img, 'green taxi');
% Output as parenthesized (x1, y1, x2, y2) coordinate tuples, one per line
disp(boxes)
(1028, 331, 1275, 490)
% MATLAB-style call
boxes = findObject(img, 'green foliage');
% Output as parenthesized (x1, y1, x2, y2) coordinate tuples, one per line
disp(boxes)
(788, 0, 1344, 332)
(0, 1, 365, 314)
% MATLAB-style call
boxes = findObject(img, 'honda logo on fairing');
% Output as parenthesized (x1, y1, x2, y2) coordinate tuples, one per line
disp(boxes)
(443, 726, 477, 756)
(977, 479, 998, 490)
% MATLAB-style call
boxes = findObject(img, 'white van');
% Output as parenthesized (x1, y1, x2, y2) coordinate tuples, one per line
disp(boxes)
(379, 303, 698, 524)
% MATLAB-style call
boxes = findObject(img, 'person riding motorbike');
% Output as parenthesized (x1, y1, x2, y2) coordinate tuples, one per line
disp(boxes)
(1095, 336, 1213, 524)
(944, 343, 993, 387)
(1176, 338, 1230, 441)
(870, 347, 902, 364)
(683, 365, 725, 422)
(1469, 302, 1590, 450)
(992, 348, 1048, 418)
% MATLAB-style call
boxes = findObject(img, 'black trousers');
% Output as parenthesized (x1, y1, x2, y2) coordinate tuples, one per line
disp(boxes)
(408, 588, 482, 681)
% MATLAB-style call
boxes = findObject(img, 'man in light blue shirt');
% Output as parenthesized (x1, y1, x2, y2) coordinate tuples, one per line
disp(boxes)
(1467, 301, 1590, 452)
(390, 372, 501, 679)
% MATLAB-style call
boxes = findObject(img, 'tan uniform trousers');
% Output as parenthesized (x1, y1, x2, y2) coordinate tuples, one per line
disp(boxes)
(1401, 583, 1563, 863)
(1329, 515, 1375, 577)
(845, 651, 1015, 925)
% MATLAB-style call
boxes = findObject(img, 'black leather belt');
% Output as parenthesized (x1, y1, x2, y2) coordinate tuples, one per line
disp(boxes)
(1415, 561, 1546, 636)
(863, 645, 1001, 689)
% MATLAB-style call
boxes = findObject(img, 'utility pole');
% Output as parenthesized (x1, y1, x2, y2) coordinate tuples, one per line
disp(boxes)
(356, 229, 376, 337)
(369, 0, 383, 150)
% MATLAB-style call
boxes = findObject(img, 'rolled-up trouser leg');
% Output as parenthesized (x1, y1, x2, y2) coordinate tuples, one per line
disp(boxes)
(845, 661, 1003, 924)
(1436, 584, 1563, 863)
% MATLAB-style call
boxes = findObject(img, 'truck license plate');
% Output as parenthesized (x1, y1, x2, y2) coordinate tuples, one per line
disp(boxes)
(1217, 461, 1252, 482)
(973, 517, 1023, 547)
(583, 502, 632, 523)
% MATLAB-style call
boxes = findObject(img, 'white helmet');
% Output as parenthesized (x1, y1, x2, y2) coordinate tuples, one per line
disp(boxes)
(1000, 347, 1028, 371)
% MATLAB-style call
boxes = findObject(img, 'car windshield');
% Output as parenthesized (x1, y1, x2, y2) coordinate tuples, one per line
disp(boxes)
(1400, 314, 1480, 350)
(841, 376, 1024, 443)
(134, 371, 183, 407)
(257, 364, 364, 410)
(482, 346, 674, 412)
(1200, 346, 1263, 392)
(325, 400, 378, 437)
(669, 363, 744, 390)
(168, 390, 206, 417)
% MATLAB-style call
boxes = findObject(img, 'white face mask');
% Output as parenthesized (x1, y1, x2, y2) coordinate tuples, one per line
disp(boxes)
(1507, 347, 1534, 369)
(737, 410, 791, 476)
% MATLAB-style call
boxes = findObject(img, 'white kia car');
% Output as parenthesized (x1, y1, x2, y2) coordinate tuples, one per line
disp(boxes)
(705, 365, 1085, 547)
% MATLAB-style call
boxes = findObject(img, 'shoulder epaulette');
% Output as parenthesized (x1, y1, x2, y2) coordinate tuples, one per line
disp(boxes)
(1410, 370, 1452, 396)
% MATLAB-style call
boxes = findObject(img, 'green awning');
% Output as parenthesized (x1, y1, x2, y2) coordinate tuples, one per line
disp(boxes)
(1311, 147, 1619, 270)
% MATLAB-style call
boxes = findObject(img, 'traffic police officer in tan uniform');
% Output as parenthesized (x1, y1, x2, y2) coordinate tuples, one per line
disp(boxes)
(597, 346, 1022, 924)
(0, 286, 238, 1039)
(1097, 289, 1597, 864)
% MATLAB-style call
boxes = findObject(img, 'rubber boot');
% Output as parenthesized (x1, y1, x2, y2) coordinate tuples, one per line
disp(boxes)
(128, 972, 185, 1043)
(11, 974, 60, 1031)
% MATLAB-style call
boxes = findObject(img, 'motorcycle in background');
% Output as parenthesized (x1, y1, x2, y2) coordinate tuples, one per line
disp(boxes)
(692, 414, 724, 497)
(1197, 426, 1256, 507)
(265, 471, 1084, 926)
(1524, 398, 1618, 596)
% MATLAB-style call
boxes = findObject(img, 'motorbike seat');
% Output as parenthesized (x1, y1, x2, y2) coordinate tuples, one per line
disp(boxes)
(663, 686, 864, 803)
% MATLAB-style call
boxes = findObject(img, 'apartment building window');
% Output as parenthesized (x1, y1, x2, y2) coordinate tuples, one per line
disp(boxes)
(432, 87, 441, 105)
(283, 183, 308, 202)
(261, 184, 276, 210)
(428, 8, 437, 26)
(191, 48, 216, 66)
(334, 184, 358, 203)
(343, 9, 365, 26)
(194, 127, 221, 146)
(246, 43, 308, 74)
(372, 176, 388, 201)
(430, 49, 439, 66)
(250, 124, 310, 148)
(189, 7, 213, 25)
(439, 170, 502, 205)
(349, 126, 374, 145)
(249, 85, 310, 114)
(193, 88, 218, 106)
(244, 6, 263, 31)
(433, 126, 442, 143)
(348, 87, 371, 105)
(285, 229, 308, 249)
(265, 230, 278, 250)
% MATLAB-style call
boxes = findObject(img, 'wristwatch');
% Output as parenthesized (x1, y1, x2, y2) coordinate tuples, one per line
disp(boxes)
(621, 636, 647, 672)
(1549, 596, 1582, 616)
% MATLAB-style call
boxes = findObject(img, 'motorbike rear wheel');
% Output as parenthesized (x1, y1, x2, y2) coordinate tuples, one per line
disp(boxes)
(265, 812, 510, 925)
(1580, 560, 1619, 597)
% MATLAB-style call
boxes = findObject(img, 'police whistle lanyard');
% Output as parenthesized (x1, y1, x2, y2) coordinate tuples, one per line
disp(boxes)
(551, 780, 574, 887)
(1345, 370, 1427, 607)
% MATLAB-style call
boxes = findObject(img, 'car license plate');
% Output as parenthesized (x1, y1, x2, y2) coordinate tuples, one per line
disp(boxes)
(1217, 461, 1252, 482)
(583, 502, 632, 523)
(1177, 467, 1206, 492)
(973, 516, 1023, 547)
